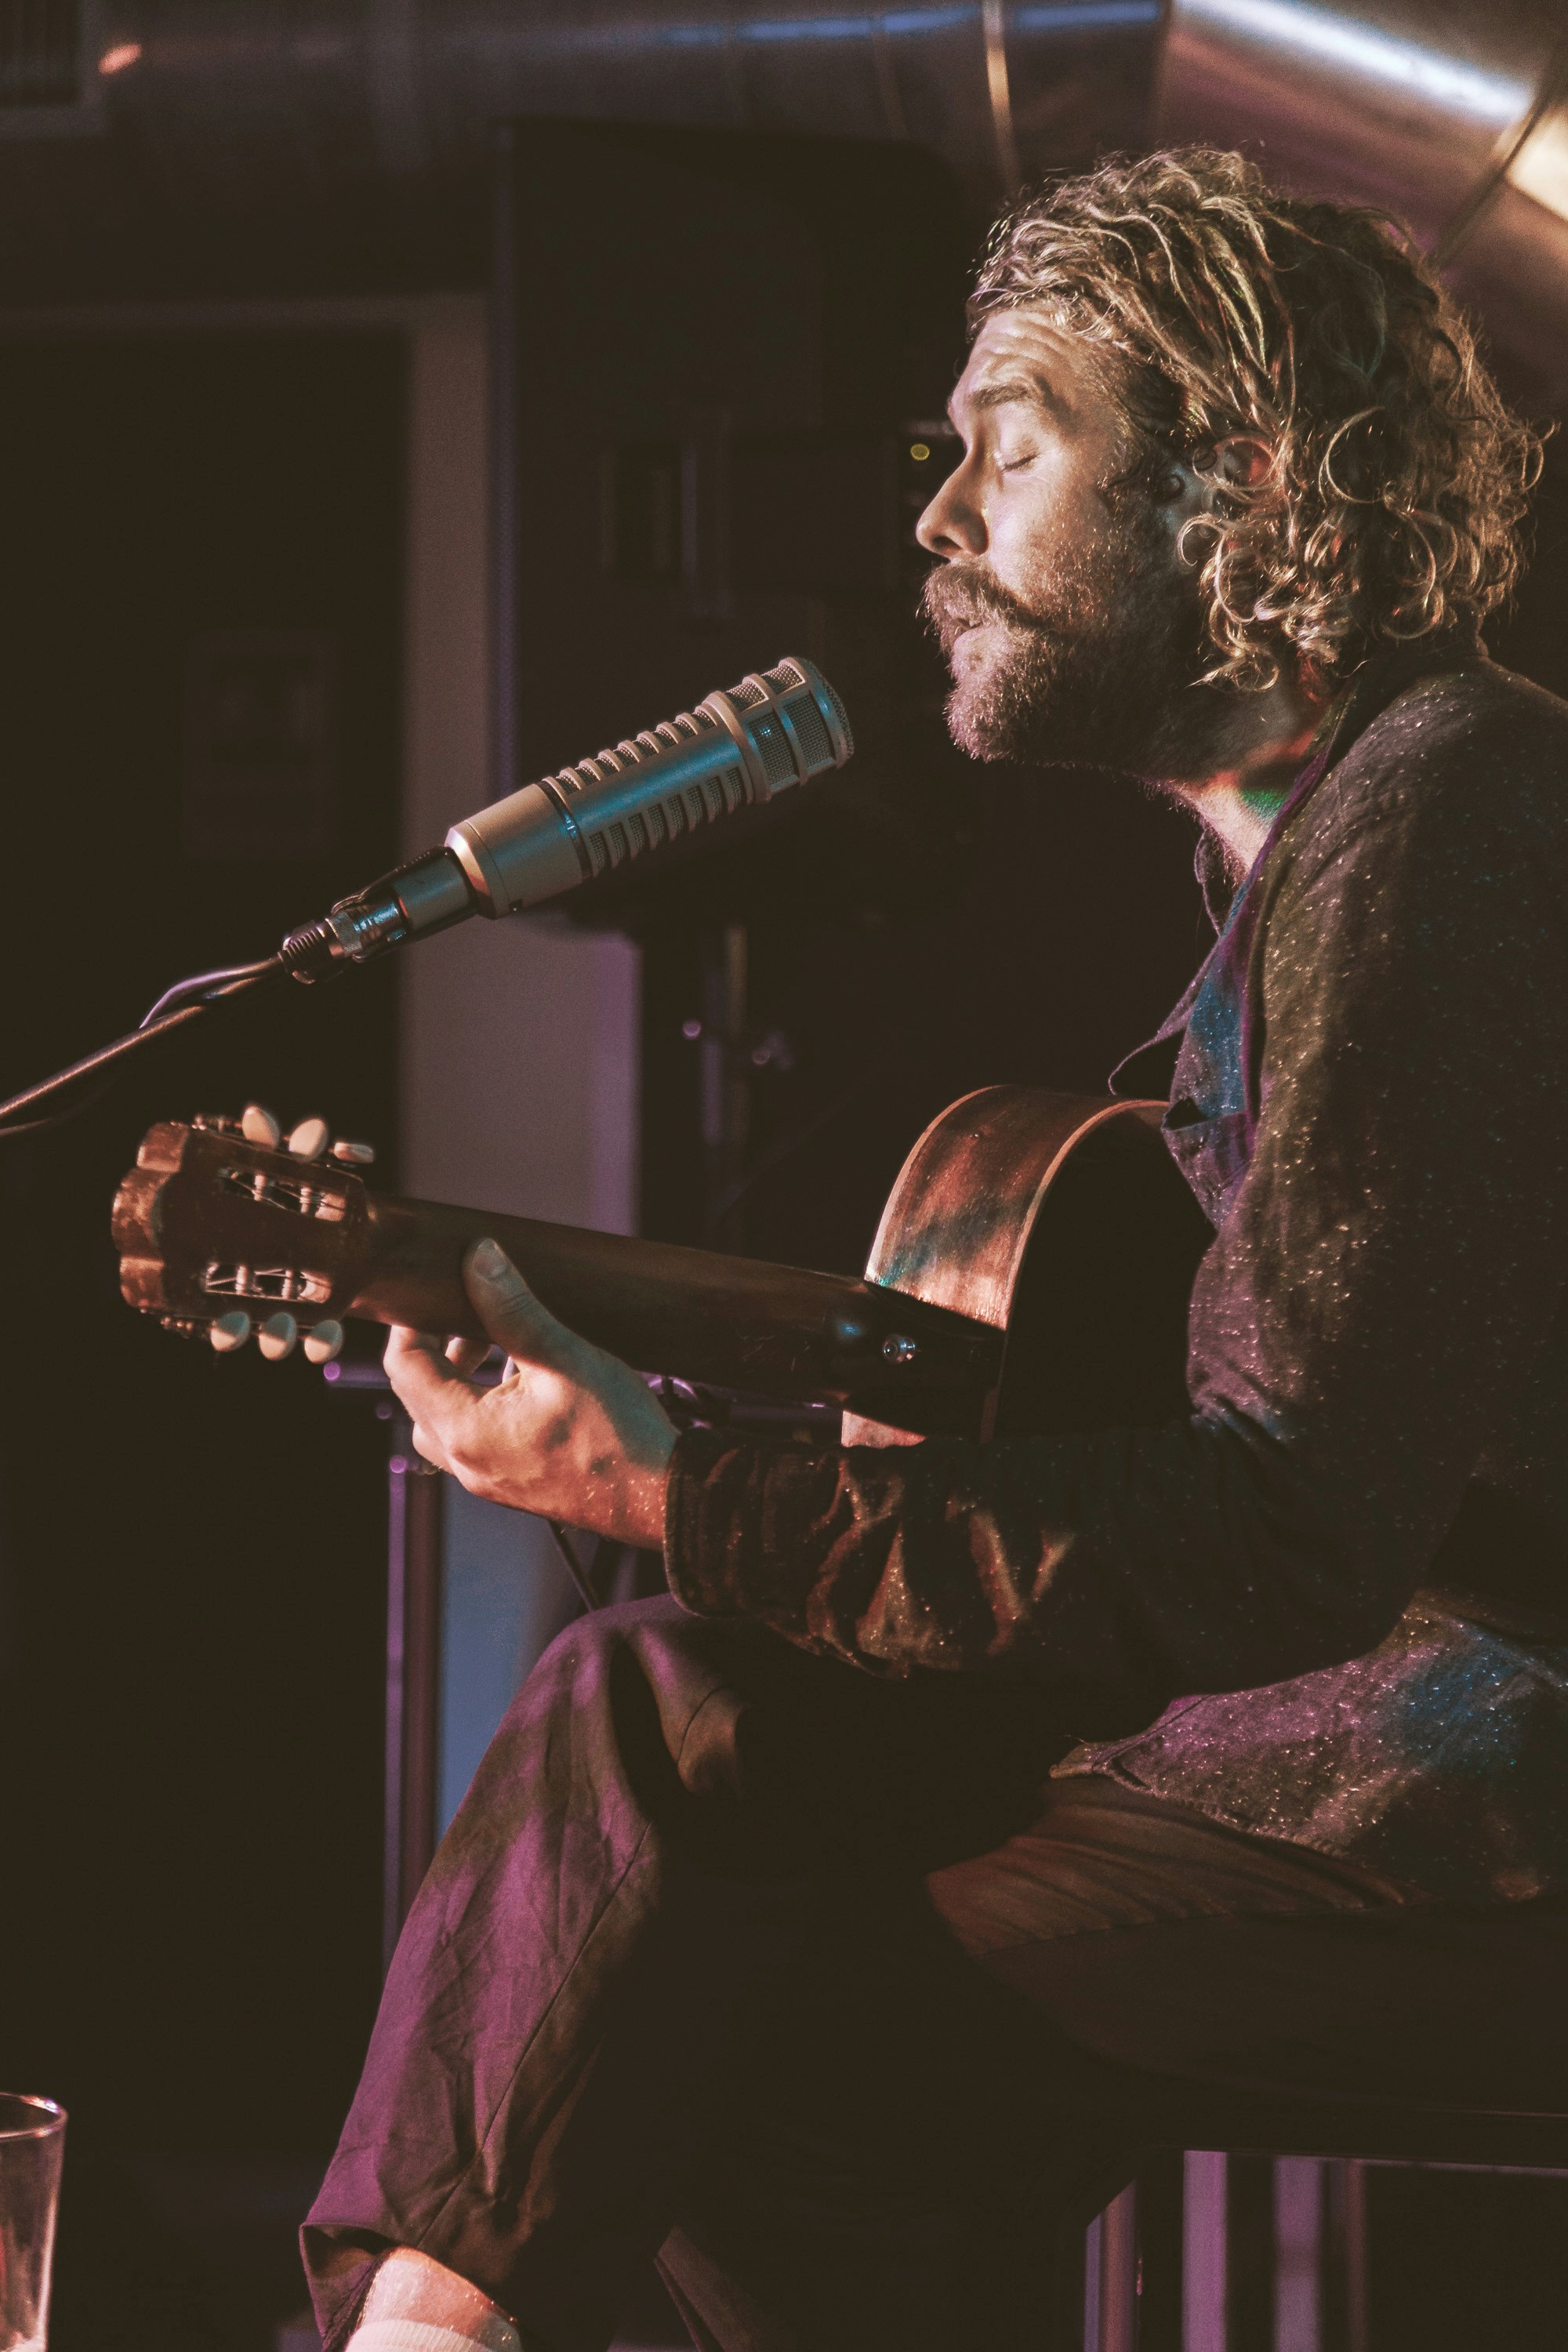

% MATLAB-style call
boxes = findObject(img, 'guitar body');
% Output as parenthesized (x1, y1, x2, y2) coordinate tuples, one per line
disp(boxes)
(112, 1087, 1211, 1441)
(850, 1088, 1212, 1442)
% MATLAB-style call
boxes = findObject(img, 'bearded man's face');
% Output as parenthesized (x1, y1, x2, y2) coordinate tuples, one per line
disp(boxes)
(918, 306, 1208, 773)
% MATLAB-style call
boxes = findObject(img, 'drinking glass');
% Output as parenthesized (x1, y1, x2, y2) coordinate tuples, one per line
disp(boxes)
(0, 2097, 65, 2352)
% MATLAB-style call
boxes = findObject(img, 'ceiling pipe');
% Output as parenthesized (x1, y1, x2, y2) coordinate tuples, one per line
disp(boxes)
(0, 0, 1563, 385)
(1157, 0, 1568, 390)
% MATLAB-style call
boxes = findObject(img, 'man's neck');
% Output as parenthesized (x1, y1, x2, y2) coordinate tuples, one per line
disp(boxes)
(1156, 667, 1333, 876)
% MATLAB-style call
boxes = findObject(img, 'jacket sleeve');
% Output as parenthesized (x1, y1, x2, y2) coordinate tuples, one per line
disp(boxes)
(664, 753, 1568, 1735)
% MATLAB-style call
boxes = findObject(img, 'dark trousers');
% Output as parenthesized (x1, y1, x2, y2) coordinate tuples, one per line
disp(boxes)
(303, 1598, 1568, 2352)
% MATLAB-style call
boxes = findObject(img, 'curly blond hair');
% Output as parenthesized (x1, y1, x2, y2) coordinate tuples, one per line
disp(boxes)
(971, 148, 1543, 691)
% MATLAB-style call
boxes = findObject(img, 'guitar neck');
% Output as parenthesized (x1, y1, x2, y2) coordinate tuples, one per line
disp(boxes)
(353, 1192, 1002, 1431)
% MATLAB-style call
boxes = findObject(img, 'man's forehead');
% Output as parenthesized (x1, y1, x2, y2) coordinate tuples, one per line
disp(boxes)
(949, 304, 1099, 423)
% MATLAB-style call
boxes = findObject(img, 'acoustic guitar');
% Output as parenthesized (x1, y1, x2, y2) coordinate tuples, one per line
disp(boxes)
(111, 1088, 1211, 1442)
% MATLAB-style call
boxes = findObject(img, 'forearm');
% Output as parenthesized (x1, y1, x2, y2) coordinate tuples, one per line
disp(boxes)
(664, 1414, 1386, 1736)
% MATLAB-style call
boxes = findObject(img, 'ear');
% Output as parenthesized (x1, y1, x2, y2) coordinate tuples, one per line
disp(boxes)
(1210, 433, 1275, 490)
(1160, 434, 1275, 525)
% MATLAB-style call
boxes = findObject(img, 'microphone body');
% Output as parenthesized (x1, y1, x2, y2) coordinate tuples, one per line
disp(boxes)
(280, 655, 851, 982)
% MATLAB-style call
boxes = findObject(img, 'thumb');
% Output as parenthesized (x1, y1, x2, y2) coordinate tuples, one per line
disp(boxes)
(462, 1238, 574, 1367)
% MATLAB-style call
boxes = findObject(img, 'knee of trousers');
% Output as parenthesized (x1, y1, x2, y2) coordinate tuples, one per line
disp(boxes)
(439, 1594, 756, 1852)
(521, 1592, 734, 1750)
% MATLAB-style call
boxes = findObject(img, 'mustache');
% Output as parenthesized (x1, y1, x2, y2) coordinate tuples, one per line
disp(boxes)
(921, 562, 1050, 652)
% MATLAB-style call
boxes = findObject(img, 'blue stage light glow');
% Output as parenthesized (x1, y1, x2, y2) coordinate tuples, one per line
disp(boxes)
(522, 0, 1163, 55)
(1012, 2, 1161, 28)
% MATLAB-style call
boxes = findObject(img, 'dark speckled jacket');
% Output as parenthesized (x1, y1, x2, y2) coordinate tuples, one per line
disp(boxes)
(665, 641, 1568, 1904)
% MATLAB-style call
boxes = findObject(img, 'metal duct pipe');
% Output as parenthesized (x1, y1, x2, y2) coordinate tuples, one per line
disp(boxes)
(1158, 0, 1568, 387)
(0, 0, 1564, 383)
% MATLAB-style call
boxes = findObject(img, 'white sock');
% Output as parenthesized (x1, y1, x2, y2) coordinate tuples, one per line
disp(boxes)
(347, 2249, 523, 2352)
(352, 2328, 514, 2352)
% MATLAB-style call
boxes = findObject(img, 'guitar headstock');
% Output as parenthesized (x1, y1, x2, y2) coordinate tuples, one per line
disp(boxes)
(112, 1107, 379, 1362)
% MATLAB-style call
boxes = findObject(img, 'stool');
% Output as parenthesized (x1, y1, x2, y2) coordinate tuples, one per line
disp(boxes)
(1081, 2089, 1568, 2352)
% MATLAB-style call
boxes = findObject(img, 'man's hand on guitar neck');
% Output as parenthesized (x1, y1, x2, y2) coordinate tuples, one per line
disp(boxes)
(383, 1237, 678, 1548)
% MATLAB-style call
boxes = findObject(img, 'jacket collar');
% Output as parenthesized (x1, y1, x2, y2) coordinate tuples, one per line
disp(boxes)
(1109, 627, 1486, 1102)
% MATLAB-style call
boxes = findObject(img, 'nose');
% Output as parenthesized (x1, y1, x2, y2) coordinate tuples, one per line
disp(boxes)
(916, 453, 986, 560)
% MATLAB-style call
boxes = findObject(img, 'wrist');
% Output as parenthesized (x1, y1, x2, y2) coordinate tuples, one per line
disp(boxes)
(616, 1461, 670, 1551)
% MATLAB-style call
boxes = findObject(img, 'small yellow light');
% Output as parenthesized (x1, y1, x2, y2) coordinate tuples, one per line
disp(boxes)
(909, 442, 931, 463)
(99, 40, 142, 74)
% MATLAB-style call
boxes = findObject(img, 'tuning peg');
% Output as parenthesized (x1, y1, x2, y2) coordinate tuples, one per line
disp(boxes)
(257, 1311, 298, 1360)
(286, 1116, 330, 1160)
(330, 1138, 376, 1165)
(241, 1104, 282, 1148)
(209, 1311, 252, 1352)
(303, 1319, 345, 1365)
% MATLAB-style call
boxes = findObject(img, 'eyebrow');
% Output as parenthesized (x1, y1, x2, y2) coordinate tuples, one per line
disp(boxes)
(946, 375, 1054, 429)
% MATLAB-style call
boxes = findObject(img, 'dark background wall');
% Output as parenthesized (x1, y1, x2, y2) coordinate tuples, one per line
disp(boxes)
(0, 328, 405, 2349)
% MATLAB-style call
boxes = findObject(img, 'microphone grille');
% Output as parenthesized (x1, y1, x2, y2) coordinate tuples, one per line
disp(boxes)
(764, 655, 852, 757)
(777, 683, 835, 775)
(729, 655, 854, 779)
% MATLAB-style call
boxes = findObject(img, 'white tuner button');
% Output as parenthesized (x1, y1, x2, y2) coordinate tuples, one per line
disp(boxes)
(209, 1311, 252, 1352)
(303, 1319, 345, 1364)
(331, 1138, 376, 1164)
(257, 1312, 299, 1360)
(286, 1116, 330, 1160)
(241, 1104, 282, 1148)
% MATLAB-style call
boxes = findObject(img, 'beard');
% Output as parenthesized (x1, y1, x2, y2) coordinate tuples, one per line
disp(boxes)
(921, 495, 1212, 775)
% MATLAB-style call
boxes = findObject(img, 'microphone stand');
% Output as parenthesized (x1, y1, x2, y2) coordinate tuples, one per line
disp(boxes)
(0, 956, 289, 1137)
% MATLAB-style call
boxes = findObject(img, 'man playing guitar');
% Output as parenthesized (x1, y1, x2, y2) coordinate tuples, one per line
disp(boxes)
(302, 148, 1568, 2351)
